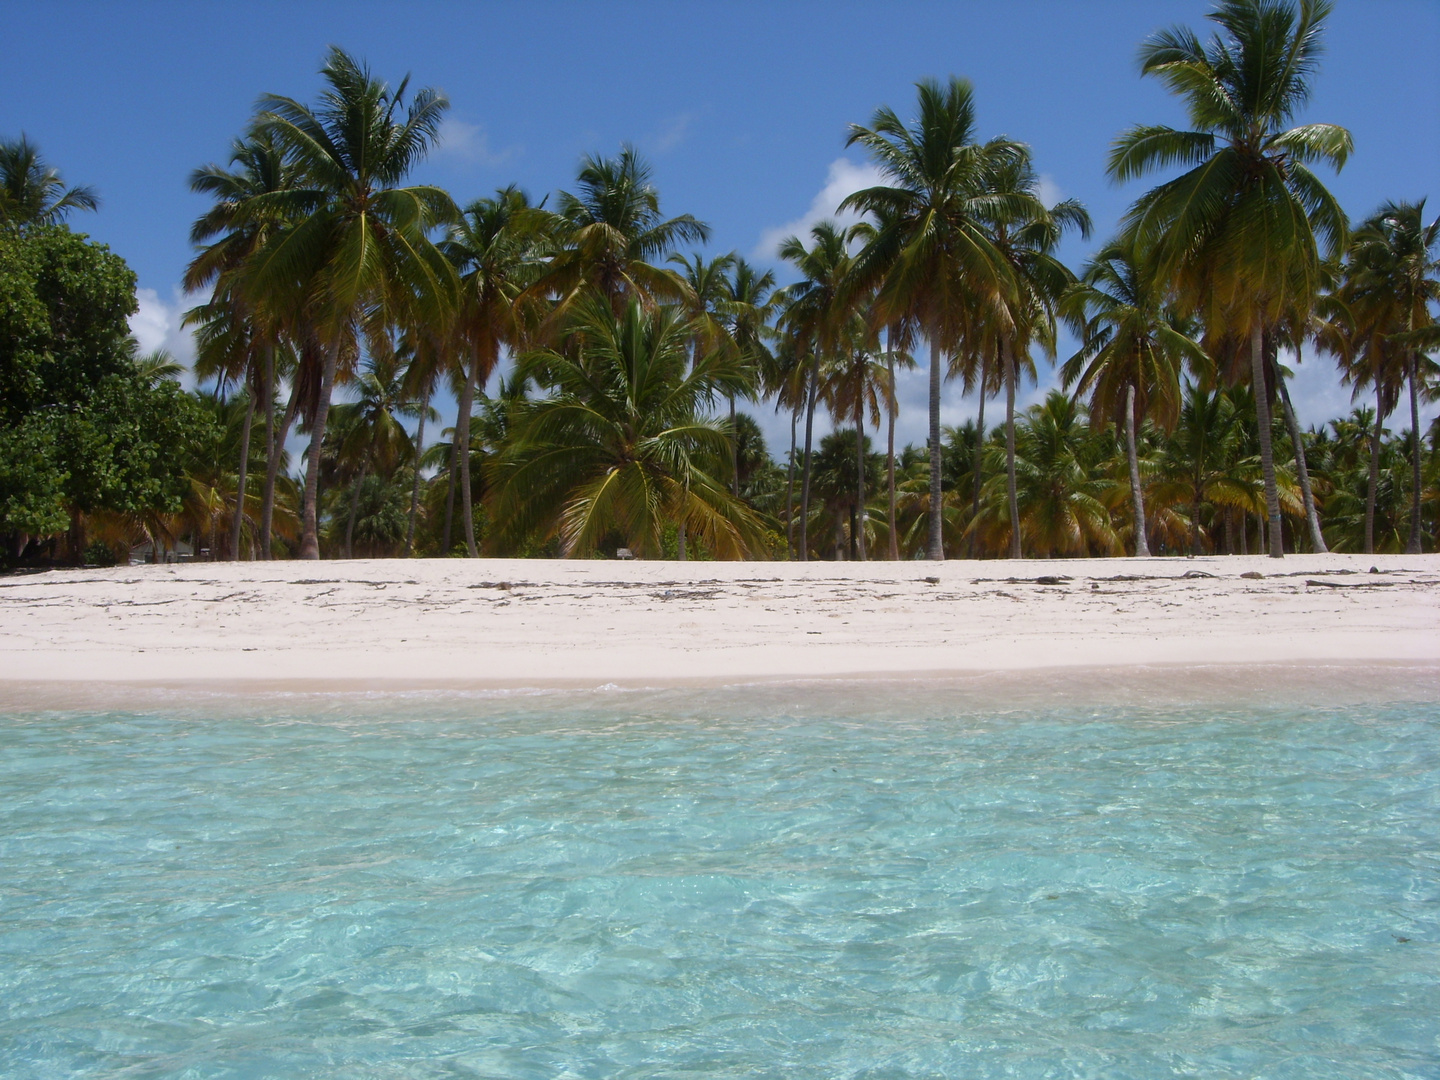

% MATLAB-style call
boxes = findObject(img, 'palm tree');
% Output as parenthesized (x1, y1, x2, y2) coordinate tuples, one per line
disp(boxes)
(777, 222, 856, 561)
(977, 148, 1090, 558)
(185, 132, 299, 560)
(328, 350, 423, 558)
(440, 187, 549, 557)
(533, 146, 708, 320)
(842, 77, 1021, 560)
(1345, 201, 1440, 553)
(721, 257, 779, 498)
(1153, 383, 1263, 554)
(243, 47, 457, 559)
(0, 135, 98, 229)
(1061, 237, 1202, 556)
(489, 296, 762, 558)
(1110, 0, 1352, 557)
(822, 315, 891, 560)
(973, 392, 1116, 557)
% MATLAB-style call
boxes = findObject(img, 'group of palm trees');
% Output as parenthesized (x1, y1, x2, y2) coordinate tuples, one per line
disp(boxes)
(10, 0, 1438, 562)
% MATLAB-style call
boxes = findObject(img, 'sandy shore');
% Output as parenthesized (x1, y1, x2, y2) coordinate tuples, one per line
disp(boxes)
(1, 554, 1436, 698)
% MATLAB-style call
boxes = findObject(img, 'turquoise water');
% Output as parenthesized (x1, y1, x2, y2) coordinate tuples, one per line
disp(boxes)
(1, 687, 1437, 1078)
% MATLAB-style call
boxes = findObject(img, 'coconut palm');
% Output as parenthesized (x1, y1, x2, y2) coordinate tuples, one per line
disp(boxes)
(777, 222, 857, 561)
(821, 315, 891, 560)
(328, 349, 424, 558)
(1344, 201, 1440, 553)
(841, 77, 1022, 560)
(533, 146, 708, 320)
(439, 186, 550, 556)
(972, 392, 1116, 558)
(976, 147, 1090, 558)
(1110, 0, 1352, 557)
(184, 131, 299, 560)
(721, 257, 779, 497)
(489, 295, 762, 558)
(0, 135, 98, 229)
(1061, 237, 1202, 556)
(243, 46, 457, 559)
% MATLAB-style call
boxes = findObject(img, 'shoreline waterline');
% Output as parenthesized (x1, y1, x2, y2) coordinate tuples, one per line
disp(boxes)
(3, 659, 1436, 718)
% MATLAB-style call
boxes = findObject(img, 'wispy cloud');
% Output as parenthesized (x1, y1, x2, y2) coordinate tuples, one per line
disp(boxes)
(753, 157, 886, 260)
(435, 118, 517, 167)
(1037, 173, 1063, 209)
(647, 113, 694, 155)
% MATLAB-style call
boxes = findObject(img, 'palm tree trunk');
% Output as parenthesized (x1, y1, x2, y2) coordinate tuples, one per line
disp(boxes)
(344, 462, 367, 559)
(729, 393, 739, 498)
(927, 337, 944, 561)
(1125, 383, 1150, 557)
(299, 337, 343, 561)
(787, 407, 797, 560)
(886, 347, 898, 562)
(1407, 350, 1423, 554)
(1365, 389, 1382, 555)
(260, 375, 298, 561)
(677, 518, 687, 561)
(1003, 337, 1021, 560)
(1191, 490, 1204, 556)
(800, 350, 821, 562)
(855, 395, 867, 561)
(229, 388, 255, 561)
(970, 369, 986, 559)
(442, 426, 457, 555)
(405, 398, 427, 557)
(1273, 358, 1327, 553)
(457, 351, 479, 559)
(1249, 322, 1283, 558)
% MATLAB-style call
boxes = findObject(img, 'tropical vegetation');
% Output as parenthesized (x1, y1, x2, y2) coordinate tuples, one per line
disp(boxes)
(3, 0, 1436, 567)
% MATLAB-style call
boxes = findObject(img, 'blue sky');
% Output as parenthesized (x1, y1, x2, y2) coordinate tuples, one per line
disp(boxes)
(4, 0, 1437, 451)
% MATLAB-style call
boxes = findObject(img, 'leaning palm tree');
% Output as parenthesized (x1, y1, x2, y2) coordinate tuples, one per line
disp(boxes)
(531, 146, 708, 321)
(1061, 236, 1202, 555)
(842, 77, 1021, 560)
(1110, 0, 1352, 557)
(489, 295, 763, 558)
(1344, 201, 1439, 553)
(0, 135, 99, 229)
(439, 186, 550, 556)
(243, 46, 457, 559)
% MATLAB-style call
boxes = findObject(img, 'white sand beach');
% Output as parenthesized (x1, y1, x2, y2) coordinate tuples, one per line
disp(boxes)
(1, 554, 1436, 696)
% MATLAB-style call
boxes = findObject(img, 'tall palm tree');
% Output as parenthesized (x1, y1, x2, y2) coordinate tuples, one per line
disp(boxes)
(243, 46, 457, 559)
(185, 132, 299, 560)
(1110, 0, 1351, 557)
(1061, 237, 1202, 556)
(976, 148, 1090, 558)
(721, 257, 778, 497)
(489, 296, 762, 558)
(1345, 201, 1439, 553)
(533, 146, 708, 320)
(439, 186, 549, 556)
(778, 222, 856, 561)
(842, 77, 1021, 560)
(0, 135, 98, 229)
(822, 314, 890, 560)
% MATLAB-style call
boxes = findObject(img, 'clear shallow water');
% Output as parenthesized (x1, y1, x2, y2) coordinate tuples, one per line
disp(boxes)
(1, 687, 1437, 1079)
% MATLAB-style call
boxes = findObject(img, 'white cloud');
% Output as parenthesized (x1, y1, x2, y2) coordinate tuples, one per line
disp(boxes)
(435, 118, 516, 167)
(129, 286, 200, 378)
(753, 157, 886, 260)
(1037, 173, 1063, 209)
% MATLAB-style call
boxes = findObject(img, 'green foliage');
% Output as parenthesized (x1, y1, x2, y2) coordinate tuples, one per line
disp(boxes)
(0, 227, 215, 554)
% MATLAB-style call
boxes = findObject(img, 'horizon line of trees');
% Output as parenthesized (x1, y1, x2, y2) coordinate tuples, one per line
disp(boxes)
(3, 0, 1437, 567)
